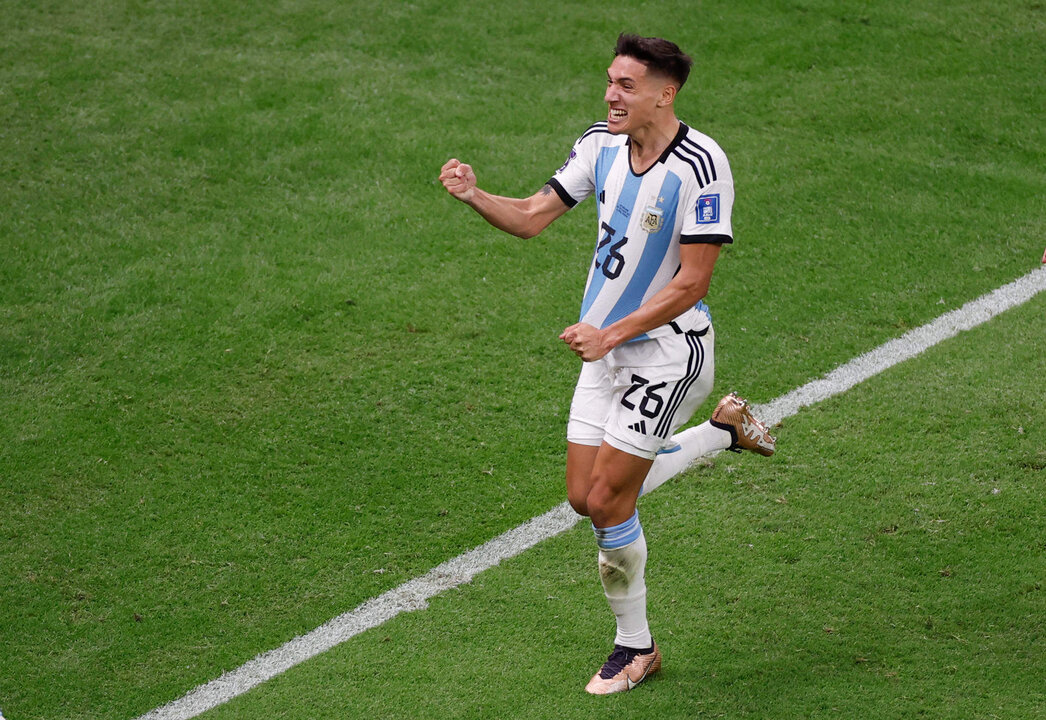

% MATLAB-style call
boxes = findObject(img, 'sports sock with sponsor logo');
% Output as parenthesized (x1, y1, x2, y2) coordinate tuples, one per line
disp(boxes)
(593, 510, 651, 650)
(639, 421, 731, 496)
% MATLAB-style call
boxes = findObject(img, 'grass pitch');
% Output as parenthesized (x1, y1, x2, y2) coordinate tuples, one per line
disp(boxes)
(1, 1, 1043, 718)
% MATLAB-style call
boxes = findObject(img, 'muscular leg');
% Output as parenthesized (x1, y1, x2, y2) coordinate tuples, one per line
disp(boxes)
(567, 440, 656, 652)
(585, 444, 653, 527)
(566, 441, 654, 522)
(565, 442, 599, 517)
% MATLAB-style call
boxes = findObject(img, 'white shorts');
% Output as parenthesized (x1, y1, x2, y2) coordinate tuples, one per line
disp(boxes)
(567, 323, 715, 459)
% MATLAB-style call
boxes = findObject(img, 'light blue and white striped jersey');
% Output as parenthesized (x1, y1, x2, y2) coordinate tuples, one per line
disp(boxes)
(547, 121, 733, 341)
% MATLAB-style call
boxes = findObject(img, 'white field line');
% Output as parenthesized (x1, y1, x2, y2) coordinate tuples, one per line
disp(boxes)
(136, 265, 1046, 720)
(752, 265, 1046, 426)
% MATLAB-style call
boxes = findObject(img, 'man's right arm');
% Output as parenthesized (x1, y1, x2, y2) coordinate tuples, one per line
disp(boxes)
(439, 159, 570, 239)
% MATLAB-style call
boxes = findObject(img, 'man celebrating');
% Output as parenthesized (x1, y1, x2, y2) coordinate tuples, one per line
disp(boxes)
(439, 34, 776, 694)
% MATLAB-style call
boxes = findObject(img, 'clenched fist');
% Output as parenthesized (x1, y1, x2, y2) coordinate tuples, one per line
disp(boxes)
(439, 158, 477, 203)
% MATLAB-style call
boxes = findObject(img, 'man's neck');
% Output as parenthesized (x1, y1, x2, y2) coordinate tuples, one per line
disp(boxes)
(628, 117, 681, 173)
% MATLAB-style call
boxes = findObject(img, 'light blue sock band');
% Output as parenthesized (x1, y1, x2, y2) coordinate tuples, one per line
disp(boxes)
(592, 510, 642, 550)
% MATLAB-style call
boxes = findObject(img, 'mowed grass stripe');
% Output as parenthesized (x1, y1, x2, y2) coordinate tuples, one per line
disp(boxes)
(137, 265, 1046, 720)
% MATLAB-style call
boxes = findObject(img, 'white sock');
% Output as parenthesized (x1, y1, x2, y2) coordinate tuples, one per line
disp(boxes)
(594, 512, 651, 649)
(640, 421, 732, 497)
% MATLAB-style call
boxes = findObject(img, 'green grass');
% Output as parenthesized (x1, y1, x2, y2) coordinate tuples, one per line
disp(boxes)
(1, 0, 1044, 718)
(207, 296, 1046, 720)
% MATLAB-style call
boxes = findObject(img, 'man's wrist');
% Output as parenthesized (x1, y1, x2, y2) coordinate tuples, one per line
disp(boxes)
(600, 325, 628, 352)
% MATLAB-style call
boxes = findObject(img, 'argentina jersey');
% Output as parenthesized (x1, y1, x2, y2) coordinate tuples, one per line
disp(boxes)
(547, 121, 734, 342)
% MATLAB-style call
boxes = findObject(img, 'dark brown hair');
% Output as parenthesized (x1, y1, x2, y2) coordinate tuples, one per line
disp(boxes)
(614, 34, 693, 89)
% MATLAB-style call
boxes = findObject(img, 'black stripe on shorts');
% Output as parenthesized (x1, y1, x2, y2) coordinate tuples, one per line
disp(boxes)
(654, 330, 705, 439)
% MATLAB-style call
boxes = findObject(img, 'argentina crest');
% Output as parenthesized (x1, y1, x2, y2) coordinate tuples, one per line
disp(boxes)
(640, 197, 664, 233)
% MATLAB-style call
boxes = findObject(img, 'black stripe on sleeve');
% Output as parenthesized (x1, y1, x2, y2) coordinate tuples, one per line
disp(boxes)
(546, 178, 578, 208)
(579, 121, 610, 142)
(680, 233, 732, 245)
(671, 149, 710, 189)
(680, 137, 718, 182)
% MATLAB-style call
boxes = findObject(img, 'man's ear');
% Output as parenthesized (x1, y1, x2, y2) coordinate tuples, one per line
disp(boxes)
(657, 83, 677, 108)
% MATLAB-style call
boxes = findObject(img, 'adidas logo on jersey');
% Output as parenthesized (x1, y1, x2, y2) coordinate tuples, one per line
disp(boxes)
(628, 420, 647, 434)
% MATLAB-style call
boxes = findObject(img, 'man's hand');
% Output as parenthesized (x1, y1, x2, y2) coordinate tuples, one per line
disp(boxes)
(560, 322, 613, 362)
(439, 158, 477, 203)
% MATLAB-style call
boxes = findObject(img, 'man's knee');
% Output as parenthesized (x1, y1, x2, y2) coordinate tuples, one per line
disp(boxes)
(567, 486, 590, 517)
(586, 473, 633, 528)
(566, 442, 600, 517)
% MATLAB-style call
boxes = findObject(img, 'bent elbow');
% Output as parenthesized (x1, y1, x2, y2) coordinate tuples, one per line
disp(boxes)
(683, 279, 711, 304)
(513, 215, 548, 239)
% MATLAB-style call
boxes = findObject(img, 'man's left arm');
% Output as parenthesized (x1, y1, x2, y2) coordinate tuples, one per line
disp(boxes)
(560, 241, 721, 361)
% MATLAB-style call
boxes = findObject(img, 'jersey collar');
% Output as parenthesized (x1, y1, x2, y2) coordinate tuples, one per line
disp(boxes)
(626, 121, 688, 176)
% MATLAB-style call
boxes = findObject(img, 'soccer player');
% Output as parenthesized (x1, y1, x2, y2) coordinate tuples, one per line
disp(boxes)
(438, 34, 776, 694)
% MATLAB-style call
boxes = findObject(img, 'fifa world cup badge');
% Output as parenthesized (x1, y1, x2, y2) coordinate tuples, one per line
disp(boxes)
(696, 194, 720, 224)
(641, 197, 664, 233)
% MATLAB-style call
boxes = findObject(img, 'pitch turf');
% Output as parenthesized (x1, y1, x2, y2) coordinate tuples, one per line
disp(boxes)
(1, 1, 1043, 718)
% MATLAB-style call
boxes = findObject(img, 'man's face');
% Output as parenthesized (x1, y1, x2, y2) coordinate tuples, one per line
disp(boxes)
(604, 55, 666, 135)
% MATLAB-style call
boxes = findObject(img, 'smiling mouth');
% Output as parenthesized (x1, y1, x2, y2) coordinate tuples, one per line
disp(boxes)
(609, 108, 627, 120)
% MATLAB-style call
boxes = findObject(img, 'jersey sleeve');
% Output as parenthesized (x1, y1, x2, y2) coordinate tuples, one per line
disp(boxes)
(546, 125, 601, 208)
(679, 175, 734, 244)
